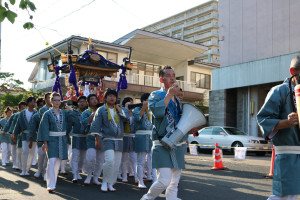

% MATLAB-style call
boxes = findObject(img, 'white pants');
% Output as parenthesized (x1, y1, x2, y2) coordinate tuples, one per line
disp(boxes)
(32, 145, 38, 165)
(37, 147, 48, 174)
(120, 152, 129, 179)
(60, 160, 67, 172)
(60, 145, 71, 172)
(103, 150, 122, 185)
(128, 152, 137, 177)
(142, 168, 182, 200)
(21, 141, 37, 172)
(137, 152, 150, 182)
(268, 195, 298, 200)
(16, 147, 22, 169)
(85, 148, 104, 178)
(71, 149, 86, 175)
(46, 157, 61, 190)
(1, 142, 11, 165)
(145, 152, 156, 179)
(11, 144, 17, 167)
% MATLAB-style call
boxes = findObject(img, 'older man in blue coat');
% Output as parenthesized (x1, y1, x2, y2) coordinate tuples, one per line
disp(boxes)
(257, 55, 300, 200)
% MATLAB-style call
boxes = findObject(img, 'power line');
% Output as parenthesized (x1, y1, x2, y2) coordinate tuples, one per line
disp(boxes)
(38, 0, 96, 30)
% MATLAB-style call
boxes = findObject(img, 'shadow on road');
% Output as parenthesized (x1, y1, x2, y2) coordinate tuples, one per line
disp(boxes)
(0, 167, 34, 197)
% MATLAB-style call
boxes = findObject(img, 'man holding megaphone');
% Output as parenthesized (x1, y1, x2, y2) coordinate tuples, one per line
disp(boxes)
(141, 66, 184, 200)
(257, 55, 300, 200)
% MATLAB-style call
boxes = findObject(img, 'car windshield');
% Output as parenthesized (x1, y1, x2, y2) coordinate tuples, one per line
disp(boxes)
(224, 128, 247, 136)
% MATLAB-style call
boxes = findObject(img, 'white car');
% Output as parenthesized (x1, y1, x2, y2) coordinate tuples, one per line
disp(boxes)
(188, 126, 272, 156)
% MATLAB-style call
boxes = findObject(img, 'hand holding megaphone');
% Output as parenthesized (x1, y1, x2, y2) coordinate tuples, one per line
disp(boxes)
(167, 82, 180, 96)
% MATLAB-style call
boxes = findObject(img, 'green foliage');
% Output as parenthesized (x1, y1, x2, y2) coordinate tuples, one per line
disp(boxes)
(0, 0, 36, 29)
(0, 89, 43, 113)
(0, 93, 23, 112)
(21, 88, 43, 100)
(23, 21, 33, 29)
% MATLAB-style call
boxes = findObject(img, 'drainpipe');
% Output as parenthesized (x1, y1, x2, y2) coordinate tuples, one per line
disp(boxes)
(247, 86, 250, 136)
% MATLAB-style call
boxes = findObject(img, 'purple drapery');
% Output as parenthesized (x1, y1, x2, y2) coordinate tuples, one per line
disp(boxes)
(117, 64, 128, 93)
(52, 65, 65, 100)
(69, 64, 79, 97)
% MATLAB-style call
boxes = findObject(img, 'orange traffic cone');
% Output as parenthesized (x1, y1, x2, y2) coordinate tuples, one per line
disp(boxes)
(265, 145, 275, 179)
(211, 143, 226, 170)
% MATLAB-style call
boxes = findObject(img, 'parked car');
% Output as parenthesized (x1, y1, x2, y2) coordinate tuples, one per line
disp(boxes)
(188, 126, 272, 156)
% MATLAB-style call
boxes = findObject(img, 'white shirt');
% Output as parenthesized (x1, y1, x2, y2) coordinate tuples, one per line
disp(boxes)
(25, 109, 34, 123)
(56, 113, 60, 121)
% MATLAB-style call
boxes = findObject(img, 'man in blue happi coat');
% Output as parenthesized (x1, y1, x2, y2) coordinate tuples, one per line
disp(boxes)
(141, 66, 184, 200)
(4, 101, 27, 170)
(257, 55, 300, 200)
(13, 97, 37, 176)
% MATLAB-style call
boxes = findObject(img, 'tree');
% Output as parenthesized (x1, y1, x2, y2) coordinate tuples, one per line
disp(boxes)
(21, 88, 43, 100)
(0, 72, 25, 92)
(0, 93, 23, 112)
(0, 0, 36, 29)
(0, 89, 43, 113)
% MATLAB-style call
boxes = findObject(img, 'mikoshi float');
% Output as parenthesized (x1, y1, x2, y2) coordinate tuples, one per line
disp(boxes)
(47, 38, 133, 104)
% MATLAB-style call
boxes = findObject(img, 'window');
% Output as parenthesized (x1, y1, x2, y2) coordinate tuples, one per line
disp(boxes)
(199, 128, 213, 135)
(191, 72, 211, 89)
(212, 127, 224, 135)
(129, 61, 161, 86)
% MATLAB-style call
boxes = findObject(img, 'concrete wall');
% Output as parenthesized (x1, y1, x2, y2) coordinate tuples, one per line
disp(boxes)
(209, 90, 226, 126)
(236, 87, 248, 134)
(219, 0, 300, 67)
(212, 52, 299, 90)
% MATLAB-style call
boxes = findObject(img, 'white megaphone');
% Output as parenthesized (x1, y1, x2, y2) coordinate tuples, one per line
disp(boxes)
(161, 103, 207, 149)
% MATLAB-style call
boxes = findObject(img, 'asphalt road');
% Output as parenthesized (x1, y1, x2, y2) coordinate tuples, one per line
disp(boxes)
(0, 153, 275, 200)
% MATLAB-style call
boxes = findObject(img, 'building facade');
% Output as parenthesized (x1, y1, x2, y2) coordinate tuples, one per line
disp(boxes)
(142, 0, 219, 64)
(28, 33, 213, 107)
(210, 0, 300, 136)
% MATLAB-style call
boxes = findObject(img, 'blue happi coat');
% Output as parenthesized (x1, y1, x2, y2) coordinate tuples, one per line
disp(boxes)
(37, 108, 69, 160)
(122, 113, 135, 152)
(28, 112, 43, 148)
(149, 88, 186, 169)
(40, 105, 50, 116)
(89, 105, 129, 151)
(81, 108, 104, 151)
(4, 113, 17, 145)
(69, 108, 87, 150)
(257, 79, 300, 196)
(10, 112, 22, 147)
(13, 109, 37, 142)
(133, 107, 153, 153)
(0, 118, 10, 144)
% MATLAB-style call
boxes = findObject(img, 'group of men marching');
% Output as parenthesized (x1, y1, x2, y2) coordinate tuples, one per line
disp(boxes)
(0, 66, 186, 200)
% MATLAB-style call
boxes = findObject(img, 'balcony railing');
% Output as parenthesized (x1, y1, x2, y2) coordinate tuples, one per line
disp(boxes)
(151, 5, 218, 30)
(116, 74, 199, 93)
(186, 13, 219, 27)
(184, 22, 218, 35)
(200, 40, 219, 46)
(36, 74, 200, 93)
(194, 31, 218, 41)
(186, 5, 218, 18)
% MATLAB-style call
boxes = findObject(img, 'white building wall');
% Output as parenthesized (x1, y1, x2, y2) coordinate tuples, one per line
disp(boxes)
(219, 0, 300, 68)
